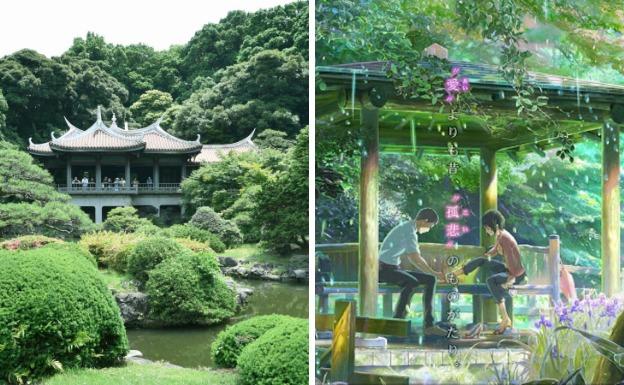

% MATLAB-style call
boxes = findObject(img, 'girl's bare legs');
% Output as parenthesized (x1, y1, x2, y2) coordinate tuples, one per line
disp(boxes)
(496, 301, 512, 333)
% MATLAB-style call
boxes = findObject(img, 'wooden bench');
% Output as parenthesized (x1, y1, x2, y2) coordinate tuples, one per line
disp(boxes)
(316, 299, 410, 385)
(316, 235, 561, 324)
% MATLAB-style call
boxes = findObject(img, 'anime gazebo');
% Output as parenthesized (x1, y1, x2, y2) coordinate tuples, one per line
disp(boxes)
(28, 107, 256, 223)
(315, 45, 624, 383)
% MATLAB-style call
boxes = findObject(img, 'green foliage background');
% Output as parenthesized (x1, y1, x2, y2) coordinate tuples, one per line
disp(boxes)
(315, 0, 624, 286)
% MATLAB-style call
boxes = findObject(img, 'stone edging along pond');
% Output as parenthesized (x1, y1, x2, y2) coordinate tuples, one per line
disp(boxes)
(217, 255, 309, 283)
(113, 256, 308, 328)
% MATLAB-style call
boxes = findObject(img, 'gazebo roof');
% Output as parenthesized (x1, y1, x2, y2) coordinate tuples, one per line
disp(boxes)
(316, 59, 624, 154)
(28, 107, 256, 159)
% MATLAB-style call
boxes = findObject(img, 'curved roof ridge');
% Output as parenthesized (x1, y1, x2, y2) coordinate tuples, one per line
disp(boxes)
(152, 123, 202, 145)
(201, 130, 256, 149)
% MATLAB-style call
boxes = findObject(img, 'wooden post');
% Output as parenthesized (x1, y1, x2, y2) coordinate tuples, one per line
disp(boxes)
(480, 148, 498, 324)
(331, 300, 356, 383)
(548, 235, 561, 305)
(153, 157, 160, 189)
(95, 156, 102, 189)
(359, 107, 380, 317)
(65, 156, 72, 188)
(125, 156, 131, 187)
(382, 293, 393, 318)
(602, 122, 620, 296)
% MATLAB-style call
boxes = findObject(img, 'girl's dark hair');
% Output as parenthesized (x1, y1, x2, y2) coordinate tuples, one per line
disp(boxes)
(415, 208, 439, 225)
(482, 209, 505, 230)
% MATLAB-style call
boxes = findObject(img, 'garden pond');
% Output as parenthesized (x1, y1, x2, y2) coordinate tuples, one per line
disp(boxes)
(126, 279, 308, 368)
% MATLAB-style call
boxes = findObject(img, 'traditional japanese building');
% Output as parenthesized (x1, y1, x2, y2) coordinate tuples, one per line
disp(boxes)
(28, 107, 256, 223)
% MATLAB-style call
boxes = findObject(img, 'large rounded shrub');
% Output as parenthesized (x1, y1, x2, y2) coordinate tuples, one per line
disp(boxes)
(102, 206, 156, 233)
(164, 224, 226, 253)
(190, 207, 242, 246)
(145, 251, 237, 326)
(237, 318, 308, 385)
(211, 314, 295, 368)
(127, 236, 189, 286)
(0, 244, 128, 384)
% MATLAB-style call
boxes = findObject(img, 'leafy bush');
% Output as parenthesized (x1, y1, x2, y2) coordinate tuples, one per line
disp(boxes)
(145, 251, 236, 326)
(0, 201, 94, 240)
(211, 314, 294, 368)
(190, 207, 242, 246)
(79, 231, 143, 272)
(163, 224, 226, 253)
(0, 244, 128, 383)
(237, 317, 308, 385)
(0, 235, 63, 250)
(102, 207, 156, 233)
(127, 236, 189, 287)
(173, 238, 213, 254)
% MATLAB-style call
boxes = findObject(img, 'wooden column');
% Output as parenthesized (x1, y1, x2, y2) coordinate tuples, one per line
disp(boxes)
(548, 235, 561, 304)
(602, 122, 620, 296)
(331, 300, 356, 383)
(125, 156, 131, 186)
(359, 107, 380, 317)
(153, 157, 160, 189)
(181, 163, 187, 180)
(480, 148, 498, 323)
(65, 157, 72, 188)
(95, 156, 102, 189)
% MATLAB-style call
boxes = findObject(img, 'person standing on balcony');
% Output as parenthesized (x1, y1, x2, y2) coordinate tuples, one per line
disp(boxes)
(81, 176, 88, 191)
(114, 177, 120, 191)
(378, 208, 447, 337)
(147, 176, 153, 190)
(72, 177, 80, 190)
(120, 178, 126, 189)
(133, 177, 139, 189)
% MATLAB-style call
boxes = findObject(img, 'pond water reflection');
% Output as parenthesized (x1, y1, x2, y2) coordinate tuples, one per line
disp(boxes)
(126, 279, 308, 368)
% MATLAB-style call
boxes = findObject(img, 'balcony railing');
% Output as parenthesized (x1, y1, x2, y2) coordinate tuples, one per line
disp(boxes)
(58, 183, 182, 194)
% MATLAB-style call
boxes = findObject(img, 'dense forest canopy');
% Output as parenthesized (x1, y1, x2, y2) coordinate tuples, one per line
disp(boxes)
(315, 0, 624, 280)
(0, 1, 308, 145)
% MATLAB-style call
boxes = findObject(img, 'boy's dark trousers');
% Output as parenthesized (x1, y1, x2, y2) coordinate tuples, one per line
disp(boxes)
(378, 262, 436, 325)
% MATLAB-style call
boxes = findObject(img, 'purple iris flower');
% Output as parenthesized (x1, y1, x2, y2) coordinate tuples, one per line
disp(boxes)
(557, 307, 573, 325)
(451, 66, 461, 77)
(570, 299, 582, 313)
(535, 314, 553, 329)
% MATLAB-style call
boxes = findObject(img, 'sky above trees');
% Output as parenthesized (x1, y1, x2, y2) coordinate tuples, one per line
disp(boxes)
(0, 0, 297, 57)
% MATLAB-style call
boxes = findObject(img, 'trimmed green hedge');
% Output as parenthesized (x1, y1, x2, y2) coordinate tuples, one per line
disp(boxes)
(189, 207, 242, 247)
(237, 317, 308, 385)
(79, 231, 142, 272)
(0, 235, 63, 250)
(145, 251, 236, 326)
(163, 224, 226, 253)
(211, 314, 295, 368)
(0, 244, 128, 384)
(127, 236, 189, 287)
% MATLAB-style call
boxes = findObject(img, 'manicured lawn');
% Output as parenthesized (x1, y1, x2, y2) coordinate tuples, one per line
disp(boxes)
(98, 269, 137, 293)
(42, 363, 238, 385)
(221, 244, 286, 265)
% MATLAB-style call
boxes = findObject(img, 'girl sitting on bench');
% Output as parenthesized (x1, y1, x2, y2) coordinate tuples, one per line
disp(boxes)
(452, 209, 526, 335)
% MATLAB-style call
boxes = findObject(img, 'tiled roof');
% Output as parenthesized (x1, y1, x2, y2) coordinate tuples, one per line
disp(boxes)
(320, 60, 624, 96)
(28, 108, 203, 154)
(191, 130, 257, 163)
